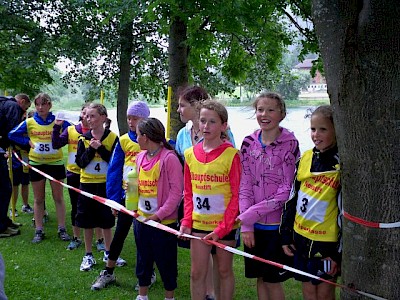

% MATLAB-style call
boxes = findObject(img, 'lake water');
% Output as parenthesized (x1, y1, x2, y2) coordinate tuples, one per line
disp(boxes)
(105, 106, 315, 154)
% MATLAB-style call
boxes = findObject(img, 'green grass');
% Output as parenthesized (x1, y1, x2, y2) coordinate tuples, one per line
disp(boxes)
(3, 147, 307, 299)
(3, 189, 306, 300)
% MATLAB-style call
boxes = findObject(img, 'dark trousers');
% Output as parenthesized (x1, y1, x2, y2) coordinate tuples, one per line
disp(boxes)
(66, 173, 80, 227)
(108, 208, 134, 261)
(0, 158, 12, 233)
(134, 219, 178, 291)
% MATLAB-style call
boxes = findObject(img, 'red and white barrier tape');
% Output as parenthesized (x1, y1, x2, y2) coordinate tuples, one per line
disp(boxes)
(343, 211, 400, 229)
(13, 151, 387, 300)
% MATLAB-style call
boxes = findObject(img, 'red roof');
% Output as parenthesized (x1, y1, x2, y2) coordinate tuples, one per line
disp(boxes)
(294, 58, 315, 69)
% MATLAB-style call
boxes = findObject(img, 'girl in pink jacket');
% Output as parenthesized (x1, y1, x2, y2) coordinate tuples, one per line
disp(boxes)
(237, 92, 300, 300)
(134, 117, 183, 300)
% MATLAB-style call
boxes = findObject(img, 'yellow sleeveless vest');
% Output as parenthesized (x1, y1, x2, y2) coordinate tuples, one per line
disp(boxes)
(79, 131, 118, 183)
(27, 118, 63, 163)
(66, 125, 81, 174)
(294, 149, 340, 242)
(137, 160, 172, 223)
(185, 146, 239, 231)
(119, 134, 141, 182)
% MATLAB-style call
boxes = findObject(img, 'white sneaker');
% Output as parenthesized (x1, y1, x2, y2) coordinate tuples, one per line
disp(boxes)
(80, 255, 96, 271)
(103, 253, 127, 267)
(21, 204, 34, 214)
(91, 270, 116, 290)
(9, 209, 18, 217)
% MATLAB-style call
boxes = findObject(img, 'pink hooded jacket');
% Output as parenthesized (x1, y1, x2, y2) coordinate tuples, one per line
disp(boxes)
(238, 128, 300, 232)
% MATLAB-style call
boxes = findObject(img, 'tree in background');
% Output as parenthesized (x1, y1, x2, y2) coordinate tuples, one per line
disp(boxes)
(0, 1, 57, 96)
(150, 0, 294, 137)
(312, 1, 399, 299)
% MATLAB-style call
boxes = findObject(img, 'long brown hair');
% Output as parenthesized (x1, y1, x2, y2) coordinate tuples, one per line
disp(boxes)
(137, 118, 173, 150)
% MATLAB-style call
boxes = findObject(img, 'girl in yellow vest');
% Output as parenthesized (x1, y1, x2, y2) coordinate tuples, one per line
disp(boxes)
(75, 103, 118, 272)
(134, 117, 183, 300)
(52, 103, 105, 251)
(91, 100, 154, 291)
(179, 100, 241, 300)
(280, 105, 341, 300)
(8, 93, 71, 243)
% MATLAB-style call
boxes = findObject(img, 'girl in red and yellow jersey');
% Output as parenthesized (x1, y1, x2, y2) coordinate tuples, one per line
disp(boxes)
(280, 105, 341, 300)
(180, 100, 241, 300)
(8, 93, 71, 243)
(134, 117, 183, 300)
(75, 103, 118, 272)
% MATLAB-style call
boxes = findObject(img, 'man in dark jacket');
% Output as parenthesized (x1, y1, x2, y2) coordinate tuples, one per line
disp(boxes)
(0, 94, 30, 238)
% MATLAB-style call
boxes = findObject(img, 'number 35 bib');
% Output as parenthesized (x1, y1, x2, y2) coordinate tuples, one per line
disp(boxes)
(27, 118, 63, 163)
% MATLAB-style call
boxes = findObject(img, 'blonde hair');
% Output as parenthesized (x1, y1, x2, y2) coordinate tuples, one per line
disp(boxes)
(253, 91, 286, 120)
(88, 103, 108, 117)
(34, 93, 51, 106)
(200, 100, 230, 141)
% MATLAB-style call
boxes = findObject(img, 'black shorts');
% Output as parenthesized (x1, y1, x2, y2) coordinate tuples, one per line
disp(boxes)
(244, 229, 293, 283)
(29, 164, 66, 182)
(293, 232, 340, 285)
(12, 166, 30, 186)
(75, 183, 115, 229)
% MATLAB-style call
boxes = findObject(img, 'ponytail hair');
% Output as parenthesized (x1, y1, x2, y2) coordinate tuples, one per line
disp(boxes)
(137, 118, 173, 150)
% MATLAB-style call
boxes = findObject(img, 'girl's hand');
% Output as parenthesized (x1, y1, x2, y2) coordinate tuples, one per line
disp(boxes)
(122, 181, 128, 190)
(282, 244, 296, 256)
(55, 119, 64, 126)
(89, 138, 101, 149)
(145, 214, 160, 222)
(203, 231, 219, 242)
(323, 257, 339, 276)
(29, 140, 35, 149)
(178, 226, 191, 240)
(111, 209, 118, 217)
(242, 231, 255, 248)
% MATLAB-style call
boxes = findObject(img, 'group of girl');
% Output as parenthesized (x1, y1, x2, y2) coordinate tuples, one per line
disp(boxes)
(9, 87, 342, 300)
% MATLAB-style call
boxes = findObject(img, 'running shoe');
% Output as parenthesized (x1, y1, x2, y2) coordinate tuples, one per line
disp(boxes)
(80, 255, 96, 271)
(102, 253, 127, 267)
(0, 227, 20, 238)
(67, 237, 82, 250)
(9, 209, 18, 217)
(21, 204, 34, 214)
(91, 270, 116, 290)
(58, 228, 71, 241)
(32, 230, 45, 243)
(96, 238, 106, 252)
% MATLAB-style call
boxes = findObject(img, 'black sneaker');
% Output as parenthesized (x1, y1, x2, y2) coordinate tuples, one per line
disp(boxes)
(32, 230, 45, 243)
(0, 227, 20, 238)
(58, 228, 71, 241)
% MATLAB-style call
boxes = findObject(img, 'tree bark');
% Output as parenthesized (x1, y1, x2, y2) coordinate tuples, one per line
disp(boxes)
(168, 16, 188, 140)
(116, 20, 134, 135)
(312, 1, 400, 299)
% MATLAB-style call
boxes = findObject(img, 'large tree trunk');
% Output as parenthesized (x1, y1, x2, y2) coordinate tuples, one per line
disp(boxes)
(116, 21, 134, 135)
(168, 16, 188, 140)
(312, 1, 400, 299)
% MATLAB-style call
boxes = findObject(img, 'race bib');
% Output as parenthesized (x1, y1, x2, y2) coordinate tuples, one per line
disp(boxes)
(85, 161, 107, 175)
(33, 142, 58, 155)
(192, 193, 225, 215)
(68, 151, 77, 165)
(138, 196, 158, 214)
(296, 190, 327, 223)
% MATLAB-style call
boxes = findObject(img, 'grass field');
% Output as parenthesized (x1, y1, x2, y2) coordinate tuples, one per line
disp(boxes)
(2, 141, 316, 300)
(3, 185, 308, 300)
